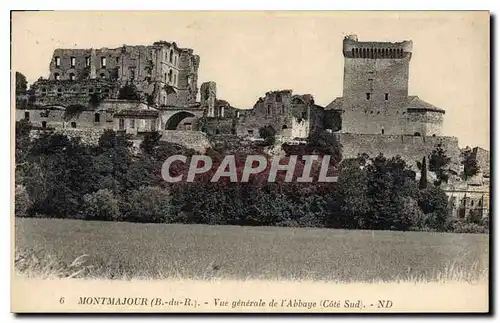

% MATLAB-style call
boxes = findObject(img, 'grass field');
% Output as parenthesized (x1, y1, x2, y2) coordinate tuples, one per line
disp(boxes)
(14, 218, 489, 282)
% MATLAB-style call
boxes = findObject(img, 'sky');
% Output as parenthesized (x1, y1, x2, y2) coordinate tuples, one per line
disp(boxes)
(11, 11, 490, 149)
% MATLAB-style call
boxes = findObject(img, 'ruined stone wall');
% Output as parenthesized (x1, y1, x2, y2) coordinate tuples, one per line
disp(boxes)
(30, 128, 105, 146)
(473, 147, 490, 176)
(28, 79, 115, 108)
(47, 42, 199, 108)
(336, 133, 461, 170)
(17, 108, 115, 130)
(161, 130, 211, 153)
(202, 118, 235, 135)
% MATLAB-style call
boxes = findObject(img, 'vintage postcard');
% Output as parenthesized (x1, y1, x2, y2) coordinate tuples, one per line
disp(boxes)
(11, 10, 490, 313)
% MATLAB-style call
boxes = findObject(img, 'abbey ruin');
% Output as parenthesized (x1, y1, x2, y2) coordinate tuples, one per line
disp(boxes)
(15, 35, 490, 218)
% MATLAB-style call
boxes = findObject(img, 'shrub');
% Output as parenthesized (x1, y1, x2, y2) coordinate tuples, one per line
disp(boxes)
(123, 186, 173, 223)
(445, 218, 488, 234)
(82, 189, 121, 221)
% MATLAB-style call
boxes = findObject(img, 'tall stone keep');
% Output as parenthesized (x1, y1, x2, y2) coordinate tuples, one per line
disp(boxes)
(340, 34, 414, 135)
(200, 81, 217, 117)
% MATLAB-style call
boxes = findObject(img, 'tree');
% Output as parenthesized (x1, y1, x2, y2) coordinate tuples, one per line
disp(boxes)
(364, 154, 419, 230)
(418, 186, 449, 231)
(418, 156, 428, 189)
(140, 131, 162, 155)
(335, 158, 369, 229)
(460, 146, 480, 180)
(118, 83, 141, 101)
(258, 125, 276, 145)
(82, 189, 121, 221)
(15, 72, 27, 96)
(428, 142, 451, 186)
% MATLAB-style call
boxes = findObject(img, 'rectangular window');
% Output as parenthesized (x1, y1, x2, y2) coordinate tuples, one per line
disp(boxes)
(70, 122, 76, 128)
(55, 56, 60, 68)
(385, 93, 389, 101)
(247, 130, 254, 135)
(366, 93, 371, 100)
(267, 105, 271, 115)
(85, 57, 91, 67)
(130, 119, 135, 128)
(150, 120, 156, 131)
(101, 57, 106, 68)
(70, 57, 76, 68)
(24, 111, 30, 121)
(119, 118, 125, 130)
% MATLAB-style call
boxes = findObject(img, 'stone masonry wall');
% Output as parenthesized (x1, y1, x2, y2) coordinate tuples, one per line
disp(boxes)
(336, 133, 461, 171)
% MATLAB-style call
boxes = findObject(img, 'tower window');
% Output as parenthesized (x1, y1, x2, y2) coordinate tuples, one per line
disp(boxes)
(42, 121, 47, 128)
(381, 128, 385, 135)
(70, 57, 76, 68)
(276, 93, 282, 102)
(130, 119, 135, 129)
(168, 70, 173, 82)
(24, 111, 30, 120)
(69, 73, 75, 81)
(94, 113, 100, 123)
(169, 50, 173, 63)
(267, 105, 271, 115)
(119, 118, 125, 130)
(71, 122, 76, 128)
(55, 56, 60, 68)
(101, 57, 106, 68)
(385, 93, 389, 101)
(54, 73, 60, 80)
(366, 93, 371, 100)
(85, 57, 91, 67)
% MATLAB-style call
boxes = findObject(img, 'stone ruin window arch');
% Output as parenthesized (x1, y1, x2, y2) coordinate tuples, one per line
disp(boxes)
(381, 128, 385, 135)
(471, 200, 475, 207)
(169, 49, 173, 63)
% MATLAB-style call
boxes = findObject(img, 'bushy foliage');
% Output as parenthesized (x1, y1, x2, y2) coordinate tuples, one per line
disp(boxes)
(14, 125, 485, 234)
(123, 186, 173, 223)
(428, 142, 451, 186)
(82, 189, 120, 221)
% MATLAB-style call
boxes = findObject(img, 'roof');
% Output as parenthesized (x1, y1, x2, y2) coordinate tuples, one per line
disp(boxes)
(325, 97, 344, 111)
(404, 96, 445, 113)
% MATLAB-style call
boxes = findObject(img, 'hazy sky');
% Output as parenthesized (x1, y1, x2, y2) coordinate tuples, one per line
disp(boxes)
(11, 11, 490, 149)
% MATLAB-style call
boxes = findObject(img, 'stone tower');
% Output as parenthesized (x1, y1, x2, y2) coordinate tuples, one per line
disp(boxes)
(340, 34, 413, 134)
(200, 81, 217, 117)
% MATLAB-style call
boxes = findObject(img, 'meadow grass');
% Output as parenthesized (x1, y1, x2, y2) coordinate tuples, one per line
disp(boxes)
(14, 218, 489, 283)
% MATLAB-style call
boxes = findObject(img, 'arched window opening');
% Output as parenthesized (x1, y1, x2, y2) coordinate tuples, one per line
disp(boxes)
(41, 121, 47, 128)
(381, 128, 385, 135)
(282, 125, 288, 129)
(94, 113, 100, 123)
(71, 122, 77, 128)
(414, 132, 421, 136)
(54, 73, 60, 81)
(168, 70, 173, 83)
(471, 200, 475, 207)
(169, 49, 173, 63)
